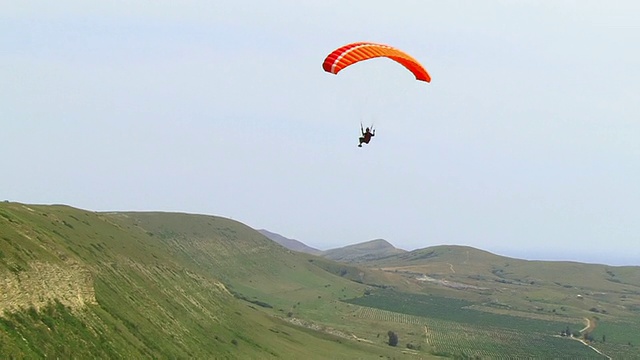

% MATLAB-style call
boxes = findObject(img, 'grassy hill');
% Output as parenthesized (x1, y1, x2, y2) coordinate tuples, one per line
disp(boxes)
(0, 202, 420, 359)
(2, 202, 639, 359)
(352, 245, 640, 358)
(369, 245, 640, 302)
(321, 239, 406, 263)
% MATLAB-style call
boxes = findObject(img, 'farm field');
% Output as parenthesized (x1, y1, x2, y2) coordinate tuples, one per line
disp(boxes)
(345, 290, 617, 359)
(586, 320, 640, 359)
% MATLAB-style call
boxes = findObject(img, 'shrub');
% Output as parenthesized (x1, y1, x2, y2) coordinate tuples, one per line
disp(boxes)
(387, 331, 398, 346)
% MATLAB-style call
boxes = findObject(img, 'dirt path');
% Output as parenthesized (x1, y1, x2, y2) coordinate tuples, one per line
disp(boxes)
(563, 318, 611, 359)
(570, 336, 612, 360)
(580, 317, 595, 334)
(446, 263, 456, 274)
(424, 325, 432, 345)
(350, 334, 372, 343)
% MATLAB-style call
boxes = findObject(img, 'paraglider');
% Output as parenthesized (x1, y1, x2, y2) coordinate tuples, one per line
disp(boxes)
(358, 124, 375, 148)
(322, 42, 431, 83)
(322, 42, 430, 147)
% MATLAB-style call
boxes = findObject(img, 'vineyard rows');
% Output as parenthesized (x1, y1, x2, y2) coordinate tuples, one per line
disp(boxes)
(353, 305, 607, 359)
(354, 306, 425, 325)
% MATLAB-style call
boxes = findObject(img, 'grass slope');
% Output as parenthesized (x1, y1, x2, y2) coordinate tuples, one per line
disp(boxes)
(4, 202, 639, 359)
(0, 203, 417, 359)
(354, 245, 640, 357)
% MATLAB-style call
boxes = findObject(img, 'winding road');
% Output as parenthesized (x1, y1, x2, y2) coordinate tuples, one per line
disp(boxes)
(573, 317, 611, 359)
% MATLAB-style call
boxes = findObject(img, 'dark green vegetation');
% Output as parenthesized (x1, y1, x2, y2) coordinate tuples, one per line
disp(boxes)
(347, 290, 575, 333)
(341, 245, 640, 359)
(346, 290, 604, 358)
(2, 202, 639, 359)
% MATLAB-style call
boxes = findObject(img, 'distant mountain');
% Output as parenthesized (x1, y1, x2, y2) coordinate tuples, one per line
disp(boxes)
(371, 244, 504, 265)
(321, 239, 406, 263)
(360, 244, 640, 296)
(258, 229, 322, 255)
(257, 232, 407, 263)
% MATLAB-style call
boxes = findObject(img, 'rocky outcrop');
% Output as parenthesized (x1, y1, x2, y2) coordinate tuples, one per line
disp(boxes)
(0, 261, 96, 314)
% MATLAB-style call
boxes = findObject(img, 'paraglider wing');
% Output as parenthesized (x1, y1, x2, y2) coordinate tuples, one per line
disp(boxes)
(322, 42, 431, 83)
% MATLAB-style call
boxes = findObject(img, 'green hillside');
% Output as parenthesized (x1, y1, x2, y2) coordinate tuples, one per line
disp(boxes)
(2, 202, 639, 359)
(111, 212, 371, 316)
(368, 244, 640, 308)
(351, 244, 640, 358)
(0, 202, 419, 359)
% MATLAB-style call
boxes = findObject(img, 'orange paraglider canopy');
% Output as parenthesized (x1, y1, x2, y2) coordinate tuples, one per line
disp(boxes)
(322, 42, 431, 83)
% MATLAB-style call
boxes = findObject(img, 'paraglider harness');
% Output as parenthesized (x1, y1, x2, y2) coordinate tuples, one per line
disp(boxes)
(358, 122, 375, 147)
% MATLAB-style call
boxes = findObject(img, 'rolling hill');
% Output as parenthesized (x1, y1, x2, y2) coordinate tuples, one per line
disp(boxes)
(3, 202, 640, 359)
(257, 230, 406, 263)
(0, 202, 412, 359)
(350, 244, 640, 357)
(320, 239, 406, 262)
(255, 232, 640, 358)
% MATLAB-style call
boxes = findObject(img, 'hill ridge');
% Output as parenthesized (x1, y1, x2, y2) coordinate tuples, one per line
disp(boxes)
(257, 229, 322, 255)
(321, 238, 406, 263)
(0, 202, 388, 359)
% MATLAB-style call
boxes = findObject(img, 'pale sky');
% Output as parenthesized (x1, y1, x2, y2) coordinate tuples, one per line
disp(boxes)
(2, 1, 640, 265)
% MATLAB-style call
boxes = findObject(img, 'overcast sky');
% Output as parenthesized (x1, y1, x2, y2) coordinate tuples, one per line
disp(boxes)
(3, 1, 640, 265)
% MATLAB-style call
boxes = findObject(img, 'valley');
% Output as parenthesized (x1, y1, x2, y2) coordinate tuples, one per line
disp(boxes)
(2, 202, 639, 359)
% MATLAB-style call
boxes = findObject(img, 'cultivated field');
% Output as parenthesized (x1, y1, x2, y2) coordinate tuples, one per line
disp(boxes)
(345, 290, 619, 359)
